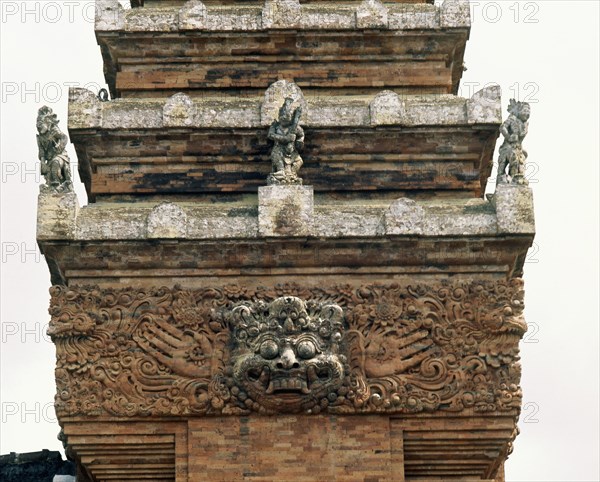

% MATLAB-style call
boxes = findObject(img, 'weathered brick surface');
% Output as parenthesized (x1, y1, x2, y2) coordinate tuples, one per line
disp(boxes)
(188, 415, 398, 481)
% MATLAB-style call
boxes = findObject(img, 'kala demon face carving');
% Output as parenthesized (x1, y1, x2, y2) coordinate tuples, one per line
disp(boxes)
(227, 296, 346, 413)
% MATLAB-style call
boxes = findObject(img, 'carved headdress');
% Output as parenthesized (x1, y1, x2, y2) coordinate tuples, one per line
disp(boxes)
(37, 106, 60, 131)
(507, 98, 530, 117)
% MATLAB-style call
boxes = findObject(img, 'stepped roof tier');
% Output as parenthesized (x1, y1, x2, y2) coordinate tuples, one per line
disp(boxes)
(69, 83, 498, 201)
(97, 0, 469, 98)
(37, 0, 534, 480)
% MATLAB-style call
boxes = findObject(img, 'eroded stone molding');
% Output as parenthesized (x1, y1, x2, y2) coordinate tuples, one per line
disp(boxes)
(49, 279, 526, 417)
(356, 0, 388, 29)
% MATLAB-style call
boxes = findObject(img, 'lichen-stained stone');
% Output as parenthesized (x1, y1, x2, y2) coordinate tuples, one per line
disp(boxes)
(440, 0, 471, 28)
(467, 85, 503, 125)
(369, 91, 406, 126)
(67, 87, 501, 198)
(70, 88, 499, 130)
(163, 93, 198, 127)
(258, 185, 314, 236)
(67, 88, 101, 128)
(95, 1, 471, 33)
(388, 3, 437, 29)
(178, 0, 207, 30)
(356, 0, 389, 29)
(146, 202, 188, 238)
(261, 80, 306, 126)
(101, 100, 163, 130)
(95, 0, 125, 31)
(37, 196, 517, 242)
(380, 198, 425, 235)
(262, 0, 302, 28)
(36, 191, 79, 241)
(493, 184, 536, 235)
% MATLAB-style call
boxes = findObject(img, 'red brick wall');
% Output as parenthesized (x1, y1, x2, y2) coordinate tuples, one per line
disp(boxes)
(188, 415, 404, 481)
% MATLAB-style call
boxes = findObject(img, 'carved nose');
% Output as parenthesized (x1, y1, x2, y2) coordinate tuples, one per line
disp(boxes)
(276, 347, 300, 370)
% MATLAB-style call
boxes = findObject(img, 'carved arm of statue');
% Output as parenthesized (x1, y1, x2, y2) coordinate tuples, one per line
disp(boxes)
(268, 123, 296, 144)
(294, 124, 305, 150)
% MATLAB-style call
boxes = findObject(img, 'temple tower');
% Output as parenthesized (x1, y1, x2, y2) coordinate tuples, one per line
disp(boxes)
(37, 0, 535, 480)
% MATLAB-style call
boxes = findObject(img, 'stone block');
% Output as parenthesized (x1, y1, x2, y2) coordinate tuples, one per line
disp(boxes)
(146, 202, 188, 238)
(95, 0, 124, 31)
(68, 88, 101, 129)
(381, 198, 425, 235)
(258, 185, 313, 237)
(178, 0, 207, 30)
(440, 0, 471, 28)
(467, 85, 502, 124)
(262, 0, 302, 29)
(370, 90, 406, 126)
(493, 184, 535, 234)
(36, 191, 79, 241)
(163, 93, 198, 127)
(356, 0, 389, 29)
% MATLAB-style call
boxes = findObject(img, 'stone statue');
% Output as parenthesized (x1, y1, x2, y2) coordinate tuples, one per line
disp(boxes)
(496, 99, 530, 185)
(267, 97, 304, 185)
(36, 106, 73, 192)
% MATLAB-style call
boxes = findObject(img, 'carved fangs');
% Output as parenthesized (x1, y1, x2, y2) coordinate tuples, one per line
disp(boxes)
(266, 378, 310, 394)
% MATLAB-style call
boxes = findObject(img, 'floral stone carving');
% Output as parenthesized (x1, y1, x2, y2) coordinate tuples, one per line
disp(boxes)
(36, 106, 73, 192)
(496, 99, 531, 185)
(49, 280, 526, 417)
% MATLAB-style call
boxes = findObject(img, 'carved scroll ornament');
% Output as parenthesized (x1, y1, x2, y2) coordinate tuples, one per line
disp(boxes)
(49, 280, 526, 417)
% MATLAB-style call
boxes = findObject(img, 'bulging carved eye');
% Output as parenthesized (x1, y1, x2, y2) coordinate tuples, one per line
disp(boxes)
(259, 339, 279, 360)
(296, 340, 316, 360)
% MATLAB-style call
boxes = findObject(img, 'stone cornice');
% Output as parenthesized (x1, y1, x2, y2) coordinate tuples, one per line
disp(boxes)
(37, 184, 534, 242)
(68, 85, 501, 130)
(96, 0, 470, 32)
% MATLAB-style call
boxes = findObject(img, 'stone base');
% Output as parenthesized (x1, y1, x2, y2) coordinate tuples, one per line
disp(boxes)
(36, 190, 79, 240)
(493, 183, 535, 234)
(258, 185, 314, 237)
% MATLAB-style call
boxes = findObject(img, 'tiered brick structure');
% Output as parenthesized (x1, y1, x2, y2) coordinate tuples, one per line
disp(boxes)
(37, 0, 535, 480)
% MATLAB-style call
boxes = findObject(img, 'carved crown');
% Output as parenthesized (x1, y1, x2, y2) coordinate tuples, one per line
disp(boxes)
(228, 296, 344, 346)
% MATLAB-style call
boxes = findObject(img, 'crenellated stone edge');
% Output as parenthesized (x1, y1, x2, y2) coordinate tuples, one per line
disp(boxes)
(95, 0, 470, 32)
(36, 183, 534, 241)
(68, 84, 501, 130)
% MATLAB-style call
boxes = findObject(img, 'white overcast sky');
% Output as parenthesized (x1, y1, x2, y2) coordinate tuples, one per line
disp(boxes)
(1, 1, 599, 481)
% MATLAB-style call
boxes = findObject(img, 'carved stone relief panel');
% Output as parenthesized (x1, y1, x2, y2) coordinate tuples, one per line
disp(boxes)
(49, 280, 526, 417)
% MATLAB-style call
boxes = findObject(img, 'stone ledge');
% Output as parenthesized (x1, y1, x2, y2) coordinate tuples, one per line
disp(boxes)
(68, 86, 501, 130)
(96, 0, 470, 32)
(36, 185, 534, 241)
